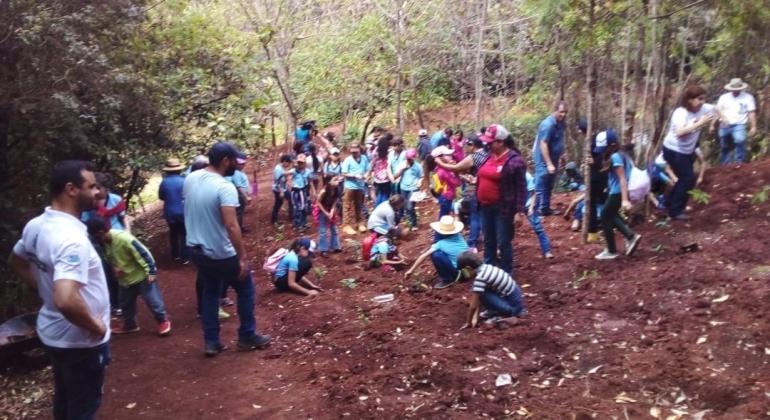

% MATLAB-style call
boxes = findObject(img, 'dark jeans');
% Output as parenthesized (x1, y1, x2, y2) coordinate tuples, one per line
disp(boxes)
(479, 203, 514, 274)
(480, 285, 525, 317)
(466, 194, 481, 248)
(99, 255, 119, 309)
(274, 257, 313, 292)
(271, 191, 283, 224)
(601, 193, 636, 254)
(195, 275, 229, 315)
(401, 190, 418, 228)
(119, 278, 168, 328)
(190, 251, 257, 347)
(663, 147, 696, 218)
(535, 163, 557, 213)
(45, 342, 111, 420)
(291, 187, 309, 228)
(284, 190, 294, 219)
(167, 220, 187, 260)
(374, 182, 392, 208)
(431, 250, 459, 285)
(236, 194, 246, 229)
(588, 182, 607, 233)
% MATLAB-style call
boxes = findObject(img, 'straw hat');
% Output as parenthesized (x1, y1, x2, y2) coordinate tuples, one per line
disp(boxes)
(430, 215, 464, 235)
(725, 78, 748, 91)
(163, 158, 185, 172)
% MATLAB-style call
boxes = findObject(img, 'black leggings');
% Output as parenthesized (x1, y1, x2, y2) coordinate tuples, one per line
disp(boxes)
(601, 193, 635, 254)
(271, 191, 283, 224)
(274, 258, 313, 292)
(588, 182, 607, 234)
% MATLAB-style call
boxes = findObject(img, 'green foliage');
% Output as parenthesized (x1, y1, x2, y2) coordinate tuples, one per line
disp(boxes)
(313, 267, 325, 281)
(751, 185, 770, 204)
(572, 269, 600, 288)
(341, 279, 357, 289)
(688, 189, 711, 205)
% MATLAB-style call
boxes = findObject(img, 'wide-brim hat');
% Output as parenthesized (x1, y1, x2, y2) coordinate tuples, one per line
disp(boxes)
(430, 215, 464, 235)
(163, 158, 185, 171)
(725, 78, 748, 91)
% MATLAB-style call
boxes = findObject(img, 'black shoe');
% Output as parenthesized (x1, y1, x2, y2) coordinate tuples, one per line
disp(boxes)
(237, 334, 272, 351)
(671, 214, 692, 221)
(333, 248, 344, 253)
(539, 208, 561, 216)
(204, 343, 227, 358)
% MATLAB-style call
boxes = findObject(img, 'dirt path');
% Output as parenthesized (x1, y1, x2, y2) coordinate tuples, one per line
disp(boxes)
(13, 154, 770, 419)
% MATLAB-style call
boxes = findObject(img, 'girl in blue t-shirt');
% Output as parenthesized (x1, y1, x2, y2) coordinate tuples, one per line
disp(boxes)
(595, 138, 642, 260)
(288, 155, 317, 231)
(273, 239, 323, 296)
(271, 155, 293, 225)
(369, 225, 406, 272)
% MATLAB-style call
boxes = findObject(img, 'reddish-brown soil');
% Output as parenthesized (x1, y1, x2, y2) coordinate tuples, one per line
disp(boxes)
(6, 153, 770, 419)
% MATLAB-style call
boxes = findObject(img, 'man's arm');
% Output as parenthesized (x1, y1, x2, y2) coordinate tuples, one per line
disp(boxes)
(540, 140, 555, 173)
(53, 280, 107, 338)
(221, 206, 248, 279)
(7, 252, 37, 289)
(749, 111, 757, 136)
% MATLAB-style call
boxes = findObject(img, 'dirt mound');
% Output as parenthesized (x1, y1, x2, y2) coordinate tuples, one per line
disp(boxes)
(20, 158, 770, 419)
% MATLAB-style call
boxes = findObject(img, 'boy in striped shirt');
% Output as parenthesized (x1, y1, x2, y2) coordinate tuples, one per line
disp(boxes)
(457, 251, 527, 327)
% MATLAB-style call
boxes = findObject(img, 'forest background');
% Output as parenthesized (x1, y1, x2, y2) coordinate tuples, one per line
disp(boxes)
(1, 0, 769, 319)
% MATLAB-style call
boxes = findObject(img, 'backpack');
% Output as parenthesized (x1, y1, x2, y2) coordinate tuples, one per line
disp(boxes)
(430, 172, 447, 197)
(362, 233, 377, 261)
(628, 165, 651, 203)
(263, 248, 289, 274)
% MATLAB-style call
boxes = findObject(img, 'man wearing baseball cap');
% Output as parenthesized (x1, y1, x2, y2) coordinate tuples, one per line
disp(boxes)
(533, 101, 569, 216)
(184, 141, 271, 357)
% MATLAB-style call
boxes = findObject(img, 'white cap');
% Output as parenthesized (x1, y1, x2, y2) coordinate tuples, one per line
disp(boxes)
(418, 129, 428, 136)
(430, 146, 454, 158)
(330, 147, 340, 154)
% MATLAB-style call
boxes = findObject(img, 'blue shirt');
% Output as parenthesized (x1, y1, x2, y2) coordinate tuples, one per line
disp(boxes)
(608, 152, 632, 195)
(324, 161, 342, 176)
(399, 161, 424, 192)
(341, 155, 370, 190)
(296, 128, 311, 152)
(430, 131, 446, 148)
(370, 239, 390, 262)
(431, 233, 468, 268)
(225, 170, 249, 192)
(525, 172, 535, 208)
(388, 150, 406, 175)
(290, 168, 311, 189)
(158, 174, 185, 223)
(183, 169, 240, 259)
(275, 251, 299, 278)
(533, 115, 566, 166)
(81, 193, 126, 230)
(272, 164, 287, 192)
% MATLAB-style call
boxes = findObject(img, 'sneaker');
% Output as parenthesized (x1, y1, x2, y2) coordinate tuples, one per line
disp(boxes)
(571, 220, 580, 232)
(333, 248, 344, 253)
(587, 232, 601, 243)
(343, 225, 356, 235)
(410, 226, 419, 232)
(112, 325, 140, 334)
(357, 225, 367, 233)
(182, 259, 190, 266)
(221, 297, 235, 307)
(544, 252, 555, 259)
(595, 249, 619, 260)
(320, 251, 330, 258)
(237, 334, 272, 351)
(218, 308, 230, 319)
(204, 343, 227, 358)
(484, 316, 504, 324)
(539, 208, 561, 216)
(479, 310, 499, 319)
(158, 320, 171, 336)
(671, 214, 692, 221)
(434, 272, 462, 290)
(625, 234, 642, 256)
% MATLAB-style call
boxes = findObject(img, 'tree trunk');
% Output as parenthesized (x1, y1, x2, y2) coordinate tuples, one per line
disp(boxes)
(582, 0, 596, 245)
(394, 2, 406, 136)
(620, 0, 632, 142)
(473, 0, 488, 127)
(498, 22, 507, 97)
(271, 115, 276, 147)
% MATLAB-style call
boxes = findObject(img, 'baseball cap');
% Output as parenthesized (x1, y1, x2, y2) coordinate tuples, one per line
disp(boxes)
(466, 134, 483, 148)
(236, 151, 248, 165)
(208, 142, 240, 166)
(299, 237, 317, 256)
(330, 147, 340, 155)
(593, 129, 618, 154)
(480, 124, 510, 143)
(431, 145, 454, 158)
(405, 148, 417, 159)
(418, 129, 428, 137)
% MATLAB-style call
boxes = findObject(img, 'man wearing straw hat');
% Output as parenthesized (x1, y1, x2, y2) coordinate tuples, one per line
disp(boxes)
(404, 216, 469, 289)
(159, 157, 187, 263)
(710, 78, 757, 164)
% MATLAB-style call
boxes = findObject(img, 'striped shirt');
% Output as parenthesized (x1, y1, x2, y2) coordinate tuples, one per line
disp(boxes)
(472, 264, 517, 296)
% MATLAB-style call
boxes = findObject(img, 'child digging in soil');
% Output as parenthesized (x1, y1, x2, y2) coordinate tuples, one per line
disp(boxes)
(273, 238, 324, 297)
(85, 217, 171, 336)
(369, 225, 407, 272)
(404, 216, 469, 289)
(456, 251, 527, 327)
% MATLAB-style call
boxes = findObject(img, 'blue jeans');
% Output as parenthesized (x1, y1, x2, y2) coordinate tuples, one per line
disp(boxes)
(374, 182, 392, 208)
(467, 194, 481, 248)
(119, 278, 167, 328)
(663, 147, 696, 218)
(318, 212, 339, 251)
(291, 187, 308, 228)
(574, 200, 603, 222)
(479, 203, 514, 274)
(480, 285, 525, 317)
(718, 124, 748, 164)
(401, 190, 418, 228)
(431, 250, 459, 284)
(45, 342, 111, 420)
(190, 252, 257, 347)
(527, 212, 552, 254)
(535, 163, 557, 213)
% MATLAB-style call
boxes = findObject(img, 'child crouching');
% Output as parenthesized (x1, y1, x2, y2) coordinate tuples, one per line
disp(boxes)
(457, 251, 527, 327)
(273, 238, 323, 297)
(369, 225, 406, 272)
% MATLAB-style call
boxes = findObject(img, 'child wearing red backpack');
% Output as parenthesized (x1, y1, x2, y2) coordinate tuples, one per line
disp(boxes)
(368, 225, 406, 272)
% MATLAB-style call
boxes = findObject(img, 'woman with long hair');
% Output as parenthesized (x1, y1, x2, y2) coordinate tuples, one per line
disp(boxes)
(314, 175, 344, 257)
(306, 143, 324, 191)
(371, 136, 393, 207)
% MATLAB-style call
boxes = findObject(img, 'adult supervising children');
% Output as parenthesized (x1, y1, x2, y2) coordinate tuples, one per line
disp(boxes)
(184, 141, 271, 357)
(341, 142, 370, 235)
(533, 101, 569, 216)
(158, 158, 187, 262)
(8, 161, 110, 420)
(710, 78, 757, 165)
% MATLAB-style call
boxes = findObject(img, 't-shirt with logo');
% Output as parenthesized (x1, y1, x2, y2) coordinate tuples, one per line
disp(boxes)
(13, 208, 111, 348)
(716, 92, 756, 126)
(184, 169, 240, 260)
(289, 168, 311, 189)
(477, 152, 508, 205)
(341, 155, 370, 190)
(663, 104, 715, 154)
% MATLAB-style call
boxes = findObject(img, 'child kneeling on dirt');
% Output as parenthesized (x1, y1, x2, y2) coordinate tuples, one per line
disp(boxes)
(369, 225, 406, 272)
(273, 238, 323, 296)
(86, 217, 171, 336)
(404, 216, 468, 289)
(456, 251, 527, 327)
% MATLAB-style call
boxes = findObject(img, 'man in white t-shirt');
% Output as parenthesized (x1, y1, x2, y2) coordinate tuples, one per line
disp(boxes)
(710, 78, 757, 164)
(7, 161, 110, 420)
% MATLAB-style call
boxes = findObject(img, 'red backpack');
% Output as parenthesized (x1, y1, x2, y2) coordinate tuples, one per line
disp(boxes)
(361, 233, 377, 261)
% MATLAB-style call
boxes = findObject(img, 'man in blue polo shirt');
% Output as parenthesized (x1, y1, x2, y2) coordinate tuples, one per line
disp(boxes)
(341, 142, 370, 235)
(533, 101, 568, 216)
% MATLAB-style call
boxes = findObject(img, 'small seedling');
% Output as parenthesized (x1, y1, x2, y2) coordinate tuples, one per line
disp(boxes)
(340, 278, 357, 289)
(572, 270, 600, 288)
(751, 185, 770, 204)
(355, 305, 370, 323)
(688, 189, 711, 205)
(313, 267, 325, 281)
(275, 231, 284, 241)
(651, 244, 664, 253)
(655, 220, 670, 228)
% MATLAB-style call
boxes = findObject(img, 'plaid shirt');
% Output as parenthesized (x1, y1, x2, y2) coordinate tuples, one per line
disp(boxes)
(476, 150, 527, 218)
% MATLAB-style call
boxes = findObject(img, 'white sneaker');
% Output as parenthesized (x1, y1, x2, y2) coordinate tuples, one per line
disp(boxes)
(595, 249, 618, 260)
(625, 234, 642, 256)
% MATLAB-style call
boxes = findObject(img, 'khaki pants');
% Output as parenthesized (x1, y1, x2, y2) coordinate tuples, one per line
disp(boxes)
(343, 189, 364, 227)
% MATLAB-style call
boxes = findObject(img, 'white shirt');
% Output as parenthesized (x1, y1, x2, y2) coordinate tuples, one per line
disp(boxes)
(306, 154, 324, 174)
(663, 104, 715, 154)
(13, 208, 111, 348)
(716, 91, 756, 126)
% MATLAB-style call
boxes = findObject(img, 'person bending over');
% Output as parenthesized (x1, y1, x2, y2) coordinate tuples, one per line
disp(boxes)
(457, 251, 527, 327)
(273, 238, 323, 297)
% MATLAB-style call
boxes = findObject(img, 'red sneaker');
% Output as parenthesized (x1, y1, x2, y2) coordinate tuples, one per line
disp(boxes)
(158, 320, 171, 336)
(112, 325, 140, 334)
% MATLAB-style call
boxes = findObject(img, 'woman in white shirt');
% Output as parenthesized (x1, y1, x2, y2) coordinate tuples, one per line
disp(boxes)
(661, 85, 718, 221)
